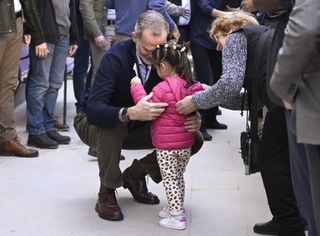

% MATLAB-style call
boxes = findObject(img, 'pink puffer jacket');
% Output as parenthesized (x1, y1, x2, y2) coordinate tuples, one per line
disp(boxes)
(131, 76, 203, 150)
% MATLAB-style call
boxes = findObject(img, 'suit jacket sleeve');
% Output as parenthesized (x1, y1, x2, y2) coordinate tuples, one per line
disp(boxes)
(270, 0, 319, 102)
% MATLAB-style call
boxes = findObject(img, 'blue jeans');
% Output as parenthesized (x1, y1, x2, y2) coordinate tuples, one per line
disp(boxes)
(73, 33, 91, 113)
(26, 35, 69, 134)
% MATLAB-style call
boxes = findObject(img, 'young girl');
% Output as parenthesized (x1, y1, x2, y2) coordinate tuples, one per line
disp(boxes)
(130, 42, 203, 230)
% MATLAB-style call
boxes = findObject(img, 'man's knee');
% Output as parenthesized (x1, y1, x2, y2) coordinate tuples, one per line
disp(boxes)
(73, 113, 97, 147)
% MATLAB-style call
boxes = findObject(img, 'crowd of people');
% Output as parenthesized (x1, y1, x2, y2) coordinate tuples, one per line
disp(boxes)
(0, 0, 319, 235)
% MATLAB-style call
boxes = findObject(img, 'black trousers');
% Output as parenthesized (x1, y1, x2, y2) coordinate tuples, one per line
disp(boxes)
(258, 105, 305, 235)
(190, 43, 222, 127)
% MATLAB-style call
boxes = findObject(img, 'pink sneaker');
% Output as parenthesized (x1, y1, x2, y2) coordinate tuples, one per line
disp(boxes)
(159, 215, 186, 230)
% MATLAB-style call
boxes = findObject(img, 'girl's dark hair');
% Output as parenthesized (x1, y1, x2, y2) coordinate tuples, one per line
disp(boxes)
(152, 41, 194, 86)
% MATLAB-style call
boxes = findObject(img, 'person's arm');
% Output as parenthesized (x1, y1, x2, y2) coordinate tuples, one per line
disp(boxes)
(80, 0, 106, 48)
(148, 0, 178, 35)
(194, 0, 226, 18)
(270, 0, 319, 106)
(104, 0, 114, 8)
(165, 0, 185, 16)
(176, 32, 247, 114)
(87, 50, 167, 128)
(21, 0, 45, 45)
(249, 0, 293, 13)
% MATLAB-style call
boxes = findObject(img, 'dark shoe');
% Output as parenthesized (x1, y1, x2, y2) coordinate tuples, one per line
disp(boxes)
(28, 133, 59, 149)
(54, 120, 69, 132)
(88, 147, 97, 157)
(46, 130, 70, 144)
(253, 220, 280, 235)
(95, 188, 124, 221)
(0, 138, 39, 157)
(123, 169, 160, 204)
(120, 155, 125, 161)
(206, 121, 228, 130)
(217, 109, 222, 115)
(200, 130, 212, 141)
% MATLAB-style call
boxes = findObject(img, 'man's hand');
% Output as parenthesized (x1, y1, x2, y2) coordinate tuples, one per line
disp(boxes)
(23, 35, 31, 46)
(283, 99, 294, 110)
(184, 112, 201, 133)
(241, 0, 256, 12)
(68, 44, 78, 56)
(128, 92, 168, 121)
(95, 35, 107, 49)
(35, 43, 49, 58)
(176, 95, 197, 115)
(171, 26, 180, 42)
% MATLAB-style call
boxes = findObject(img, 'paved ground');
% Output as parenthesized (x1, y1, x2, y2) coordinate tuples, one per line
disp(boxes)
(0, 81, 273, 236)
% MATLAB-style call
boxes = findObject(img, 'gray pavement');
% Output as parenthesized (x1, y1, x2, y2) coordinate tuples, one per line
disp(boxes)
(0, 81, 272, 236)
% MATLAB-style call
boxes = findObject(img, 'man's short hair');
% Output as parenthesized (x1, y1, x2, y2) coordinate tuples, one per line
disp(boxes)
(134, 10, 169, 38)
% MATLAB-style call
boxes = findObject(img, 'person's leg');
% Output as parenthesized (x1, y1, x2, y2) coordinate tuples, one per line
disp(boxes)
(157, 149, 188, 230)
(304, 145, 320, 234)
(73, 35, 90, 112)
(27, 43, 54, 135)
(176, 148, 191, 208)
(97, 124, 128, 189)
(44, 35, 69, 132)
(0, 18, 38, 157)
(123, 123, 203, 183)
(0, 17, 23, 142)
(285, 111, 317, 236)
(73, 112, 98, 148)
(256, 105, 305, 235)
(157, 149, 183, 214)
(206, 50, 227, 129)
(89, 40, 106, 83)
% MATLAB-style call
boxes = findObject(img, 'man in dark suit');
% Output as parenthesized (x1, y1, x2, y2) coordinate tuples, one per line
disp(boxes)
(271, 0, 320, 234)
(74, 10, 203, 221)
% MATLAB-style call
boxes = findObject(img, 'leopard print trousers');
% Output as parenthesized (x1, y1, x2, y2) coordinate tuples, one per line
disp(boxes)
(156, 148, 191, 215)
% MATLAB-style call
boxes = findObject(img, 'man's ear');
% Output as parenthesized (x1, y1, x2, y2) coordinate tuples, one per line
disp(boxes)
(131, 32, 137, 42)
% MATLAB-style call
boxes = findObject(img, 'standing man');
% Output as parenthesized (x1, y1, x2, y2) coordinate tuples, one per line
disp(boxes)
(270, 0, 320, 234)
(105, 0, 180, 44)
(0, 0, 43, 157)
(80, 0, 107, 84)
(74, 10, 203, 221)
(26, 0, 78, 149)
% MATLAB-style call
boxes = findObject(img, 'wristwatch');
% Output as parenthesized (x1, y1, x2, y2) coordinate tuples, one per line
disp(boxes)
(120, 108, 130, 122)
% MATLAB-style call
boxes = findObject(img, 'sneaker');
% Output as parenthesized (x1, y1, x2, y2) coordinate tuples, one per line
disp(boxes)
(46, 130, 71, 144)
(28, 133, 59, 149)
(158, 206, 185, 218)
(159, 215, 186, 230)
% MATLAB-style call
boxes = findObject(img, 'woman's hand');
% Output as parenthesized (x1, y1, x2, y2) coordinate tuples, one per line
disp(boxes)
(176, 95, 197, 115)
(184, 112, 201, 133)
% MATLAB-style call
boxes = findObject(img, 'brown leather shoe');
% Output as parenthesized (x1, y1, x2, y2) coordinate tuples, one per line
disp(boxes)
(123, 169, 160, 204)
(0, 138, 39, 158)
(95, 188, 123, 221)
(54, 120, 69, 132)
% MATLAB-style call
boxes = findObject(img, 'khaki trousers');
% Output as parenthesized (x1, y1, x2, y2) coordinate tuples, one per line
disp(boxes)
(0, 17, 23, 142)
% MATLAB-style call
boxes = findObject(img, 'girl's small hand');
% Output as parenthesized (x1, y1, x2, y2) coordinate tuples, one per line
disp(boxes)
(131, 76, 142, 86)
(202, 83, 209, 90)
